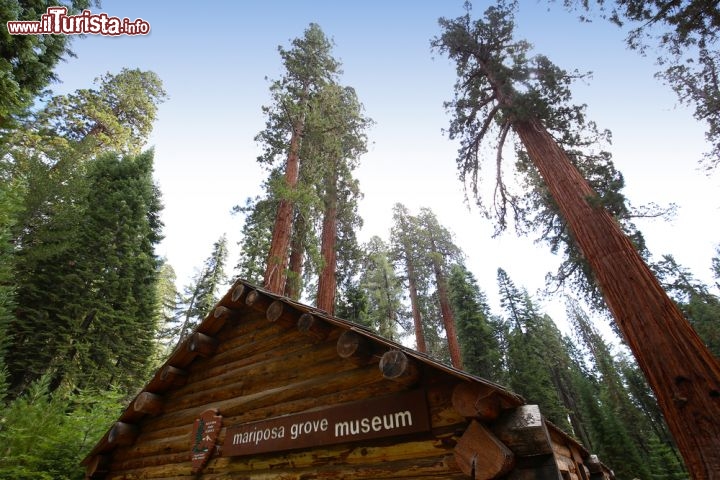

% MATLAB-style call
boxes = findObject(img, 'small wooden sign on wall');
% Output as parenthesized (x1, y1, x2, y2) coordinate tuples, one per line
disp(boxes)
(191, 409, 222, 473)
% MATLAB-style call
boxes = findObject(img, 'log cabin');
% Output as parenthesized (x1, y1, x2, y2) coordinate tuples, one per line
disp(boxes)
(82, 279, 615, 480)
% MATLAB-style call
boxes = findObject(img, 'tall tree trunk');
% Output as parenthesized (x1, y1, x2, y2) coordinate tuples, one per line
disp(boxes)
(284, 209, 305, 300)
(514, 118, 720, 479)
(263, 117, 304, 294)
(381, 266, 396, 341)
(406, 258, 427, 353)
(317, 163, 338, 314)
(429, 247, 463, 369)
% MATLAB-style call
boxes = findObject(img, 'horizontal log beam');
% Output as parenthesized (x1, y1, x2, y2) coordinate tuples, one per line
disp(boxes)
(454, 419, 514, 479)
(451, 381, 501, 421)
(133, 391, 164, 416)
(108, 421, 139, 447)
(297, 313, 332, 342)
(379, 350, 420, 385)
(188, 332, 219, 357)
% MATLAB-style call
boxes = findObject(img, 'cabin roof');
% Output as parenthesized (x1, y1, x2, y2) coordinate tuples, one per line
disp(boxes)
(82, 280, 532, 464)
(81, 279, 616, 480)
(83, 278, 527, 463)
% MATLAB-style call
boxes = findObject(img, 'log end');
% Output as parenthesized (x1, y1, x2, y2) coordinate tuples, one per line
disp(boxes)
(379, 350, 420, 385)
(454, 420, 514, 479)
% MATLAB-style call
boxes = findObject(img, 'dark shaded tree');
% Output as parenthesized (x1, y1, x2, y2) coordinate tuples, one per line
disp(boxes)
(8, 151, 163, 395)
(0, 0, 95, 127)
(496, 268, 570, 430)
(448, 263, 503, 381)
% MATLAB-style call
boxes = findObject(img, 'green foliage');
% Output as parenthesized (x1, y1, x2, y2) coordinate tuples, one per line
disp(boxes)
(0, 166, 22, 361)
(153, 260, 180, 357)
(235, 193, 278, 285)
(496, 268, 571, 430)
(166, 235, 228, 349)
(7, 151, 163, 395)
(0, 376, 123, 480)
(567, 299, 687, 478)
(0, 0, 95, 125)
(255, 23, 339, 170)
(352, 236, 405, 340)
(1, 67, 167, 397)
(448, 264, 503, 381)
(654, 254, 720, 357)
(34, 68, 167, 155)
(561, 0, 720, 170)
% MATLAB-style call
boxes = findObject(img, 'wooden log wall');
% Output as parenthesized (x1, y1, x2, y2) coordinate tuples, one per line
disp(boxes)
(84, 281, 616, 480)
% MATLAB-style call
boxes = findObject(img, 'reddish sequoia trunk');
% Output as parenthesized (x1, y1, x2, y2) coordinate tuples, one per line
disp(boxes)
(429, 250, 463, 369)
(284, 212, 305, 300)
(514, 118, 720, 479)
(263, 119, 304, 295)
(316, 170, 338, 314)
(406, 259, 428, 354)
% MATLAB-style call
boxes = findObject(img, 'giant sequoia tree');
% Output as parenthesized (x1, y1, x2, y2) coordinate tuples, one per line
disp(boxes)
(390, 204, 430, 353)
(258, 24, 340, 294)
(434, 3, 720, 476)
(311, 84, 369, 314)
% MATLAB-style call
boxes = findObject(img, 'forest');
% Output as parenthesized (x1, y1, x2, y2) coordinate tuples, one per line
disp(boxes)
(1, 0, 719, 479)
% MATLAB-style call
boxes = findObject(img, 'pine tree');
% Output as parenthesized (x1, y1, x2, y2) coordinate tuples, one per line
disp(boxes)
(3, 68, 166, 397)
(354, 236, 404, 341)
(567, 299, 683, 478)
(434, 4, 720, 473)
(496, 268, 570, 430)
(447, 264, 503, 381)
(7, 151, 163, 395)
(154, 260, 180, 355)
(172, 235, 228, 347)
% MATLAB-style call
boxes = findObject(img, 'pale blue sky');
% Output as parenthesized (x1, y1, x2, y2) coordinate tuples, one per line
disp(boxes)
(50, 1, 719, 330)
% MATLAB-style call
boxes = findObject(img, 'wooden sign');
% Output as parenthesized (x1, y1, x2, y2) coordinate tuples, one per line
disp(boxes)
(223, 389, 430, 457)
(191, 409, 222, 473)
